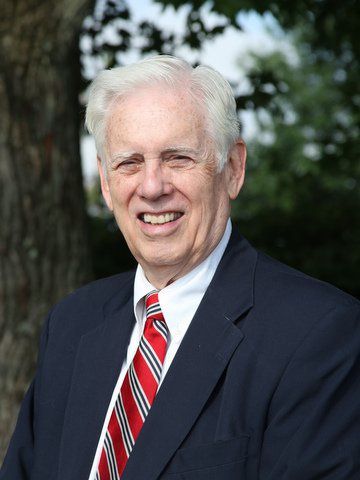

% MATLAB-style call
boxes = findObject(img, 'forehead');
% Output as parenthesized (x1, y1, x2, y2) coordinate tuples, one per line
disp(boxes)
(105, 85, 208, 152)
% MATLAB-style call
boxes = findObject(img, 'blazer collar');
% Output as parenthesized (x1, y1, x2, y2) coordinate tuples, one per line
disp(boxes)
(209, 226, 257, 321)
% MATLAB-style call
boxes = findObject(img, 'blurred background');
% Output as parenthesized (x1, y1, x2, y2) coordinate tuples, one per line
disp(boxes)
(0, 0, 359, 461)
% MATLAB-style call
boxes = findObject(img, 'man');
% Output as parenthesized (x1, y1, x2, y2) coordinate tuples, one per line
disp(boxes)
(1, 55, 359, 480)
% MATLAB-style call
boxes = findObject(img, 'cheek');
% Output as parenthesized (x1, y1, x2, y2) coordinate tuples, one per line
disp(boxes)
(108, 179, 134, 207)
(202, 185, 230, 222)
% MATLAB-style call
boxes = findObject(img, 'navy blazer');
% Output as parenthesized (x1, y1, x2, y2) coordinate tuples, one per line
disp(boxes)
(1, 230, 360, 479)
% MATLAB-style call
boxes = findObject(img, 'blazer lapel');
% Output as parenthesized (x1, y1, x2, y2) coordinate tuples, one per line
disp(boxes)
(122, 231, 258, 480)
(57, 283, 135, 480)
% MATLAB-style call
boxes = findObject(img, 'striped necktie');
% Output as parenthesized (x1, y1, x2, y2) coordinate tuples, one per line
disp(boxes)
(96, 290, 168, 480)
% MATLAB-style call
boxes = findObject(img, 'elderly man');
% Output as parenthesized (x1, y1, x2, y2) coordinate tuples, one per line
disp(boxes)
(1, 55, 359, 480)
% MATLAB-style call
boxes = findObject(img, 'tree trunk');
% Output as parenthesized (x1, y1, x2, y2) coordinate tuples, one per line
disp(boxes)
(0, 0, 94, 460)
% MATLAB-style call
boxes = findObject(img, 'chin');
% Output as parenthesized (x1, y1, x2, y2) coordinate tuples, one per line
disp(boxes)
(147, 257, 180, 268)
(142, 250, 186, 269)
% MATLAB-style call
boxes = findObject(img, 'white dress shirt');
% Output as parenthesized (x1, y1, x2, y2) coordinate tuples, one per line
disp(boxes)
(88, 219, 232, 479)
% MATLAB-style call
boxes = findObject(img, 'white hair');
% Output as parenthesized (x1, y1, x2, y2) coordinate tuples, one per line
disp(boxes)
(85, 55, 240, 170)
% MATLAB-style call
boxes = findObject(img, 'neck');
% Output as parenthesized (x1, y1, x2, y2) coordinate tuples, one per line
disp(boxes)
(142, 240, 221, 290)
(144, 263, 194, 290)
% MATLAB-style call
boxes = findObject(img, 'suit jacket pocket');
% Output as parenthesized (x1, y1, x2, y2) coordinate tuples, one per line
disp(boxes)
(163, 435, 249, 476)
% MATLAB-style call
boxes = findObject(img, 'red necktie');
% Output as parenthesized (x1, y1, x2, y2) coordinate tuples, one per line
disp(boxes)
(96, 290, 168, 480)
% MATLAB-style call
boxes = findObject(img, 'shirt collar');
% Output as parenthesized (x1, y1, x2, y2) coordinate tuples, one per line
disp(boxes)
(133, 219, 232, 336)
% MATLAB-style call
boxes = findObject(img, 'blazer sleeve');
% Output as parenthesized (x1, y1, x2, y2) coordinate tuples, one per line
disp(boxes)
(0, 311, 51, 480)
(260, 303, 360, 480)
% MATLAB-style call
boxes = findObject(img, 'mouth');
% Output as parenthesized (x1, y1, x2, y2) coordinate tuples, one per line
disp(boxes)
(139, 212, 183, 225)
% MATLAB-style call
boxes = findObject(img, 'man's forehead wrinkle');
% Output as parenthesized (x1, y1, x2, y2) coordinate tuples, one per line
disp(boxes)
(109, 146, 202, 164)
(110, 142, 208, 158)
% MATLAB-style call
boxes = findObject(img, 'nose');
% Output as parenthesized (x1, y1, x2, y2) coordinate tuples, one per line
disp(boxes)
(137, 160, 172, 200)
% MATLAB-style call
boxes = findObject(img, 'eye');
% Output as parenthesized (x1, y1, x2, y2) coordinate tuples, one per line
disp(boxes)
(116, 158, 142, 173)
(164, 154, 195, 168)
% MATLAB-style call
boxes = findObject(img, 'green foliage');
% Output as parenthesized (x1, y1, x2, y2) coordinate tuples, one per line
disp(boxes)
(80, 0, 232, 81)
(89, 215, 136, 278)
(234, 40, 359, 297)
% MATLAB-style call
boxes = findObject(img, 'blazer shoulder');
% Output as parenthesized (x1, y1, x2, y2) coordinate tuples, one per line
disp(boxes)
(243, 250, 360, 367)
(47, 270, 135, 336)
(58, 270, 135, 310)
(255, 251, 359, 310)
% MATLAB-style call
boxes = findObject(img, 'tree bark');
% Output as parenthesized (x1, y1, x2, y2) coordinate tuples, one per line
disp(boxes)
(0, 0, 94, 460)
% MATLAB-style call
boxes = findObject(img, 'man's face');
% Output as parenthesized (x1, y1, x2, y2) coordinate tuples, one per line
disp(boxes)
(99, 85, 245, 286)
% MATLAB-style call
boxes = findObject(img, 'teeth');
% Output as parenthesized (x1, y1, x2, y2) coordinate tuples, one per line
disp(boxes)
(143, 212, 181, 225)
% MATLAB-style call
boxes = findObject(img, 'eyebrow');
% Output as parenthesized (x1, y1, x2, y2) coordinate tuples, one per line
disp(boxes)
(110, 151, 138, 163)
(110, 146, 201, 163)
(162, 146, 200, 156)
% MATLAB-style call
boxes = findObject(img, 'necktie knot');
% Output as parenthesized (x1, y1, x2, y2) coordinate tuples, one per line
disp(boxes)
(144, 289, 168, 346)
(145, 290, 165, 322)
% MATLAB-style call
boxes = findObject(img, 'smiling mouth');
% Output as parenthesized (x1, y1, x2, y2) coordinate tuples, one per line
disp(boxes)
(139, 212, 183, 225)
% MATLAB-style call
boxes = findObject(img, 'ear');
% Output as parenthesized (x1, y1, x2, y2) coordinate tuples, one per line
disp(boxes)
(97, 156, 113, 211)
(226, 139, 246, 200)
